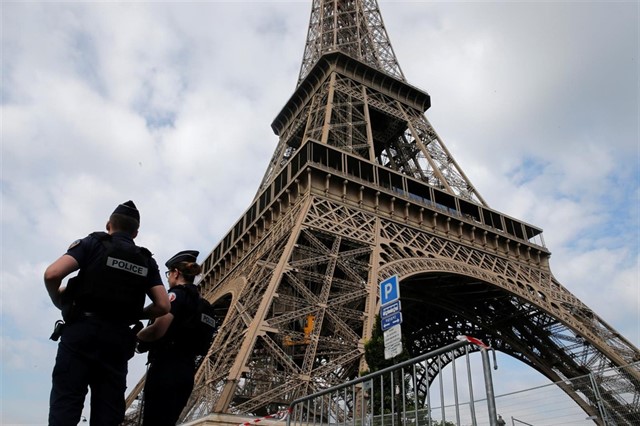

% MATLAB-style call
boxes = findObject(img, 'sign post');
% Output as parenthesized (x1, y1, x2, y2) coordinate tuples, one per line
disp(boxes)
(379, 275, 403, 359)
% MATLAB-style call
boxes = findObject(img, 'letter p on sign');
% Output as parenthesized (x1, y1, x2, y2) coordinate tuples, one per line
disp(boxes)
(380, 275, 400, 306)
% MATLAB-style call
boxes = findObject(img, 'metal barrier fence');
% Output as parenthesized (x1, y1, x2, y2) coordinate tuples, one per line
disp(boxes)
(286, 336, 501, 426)
(490, 361, 640, 426)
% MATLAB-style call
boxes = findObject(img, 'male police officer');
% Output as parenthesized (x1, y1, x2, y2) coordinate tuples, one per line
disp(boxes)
(44, 200, 170, 426)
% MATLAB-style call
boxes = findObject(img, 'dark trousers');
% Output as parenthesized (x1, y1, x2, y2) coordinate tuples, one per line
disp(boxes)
(142, 355, 195, 426)
(49, 317, 136, 426)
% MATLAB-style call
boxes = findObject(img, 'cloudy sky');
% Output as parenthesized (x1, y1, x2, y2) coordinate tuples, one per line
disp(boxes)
(1, 0, 638, 424)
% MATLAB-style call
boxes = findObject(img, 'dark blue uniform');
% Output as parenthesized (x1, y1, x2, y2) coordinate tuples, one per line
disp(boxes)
(49, 232, 163, 426)
(142, 284, 199, 426)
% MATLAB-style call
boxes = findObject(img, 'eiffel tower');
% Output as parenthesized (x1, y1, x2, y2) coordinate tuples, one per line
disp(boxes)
(125, 0, 639, 424)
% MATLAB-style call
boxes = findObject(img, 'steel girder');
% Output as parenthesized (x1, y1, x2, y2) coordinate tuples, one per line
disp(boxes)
(122, 1, 639, 424)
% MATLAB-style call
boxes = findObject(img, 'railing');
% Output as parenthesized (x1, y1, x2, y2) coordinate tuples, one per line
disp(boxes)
(492, 361, 640, 426)
(286, 336, 501, 426)
(201, 139, 549, 286)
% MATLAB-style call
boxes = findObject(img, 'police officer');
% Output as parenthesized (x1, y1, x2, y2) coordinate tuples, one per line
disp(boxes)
(137, 250, 203, 426)
(44, 200, 170, 426)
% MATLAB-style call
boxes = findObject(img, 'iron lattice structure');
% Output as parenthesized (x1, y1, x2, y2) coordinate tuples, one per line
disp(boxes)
(124, 0, 640, 424)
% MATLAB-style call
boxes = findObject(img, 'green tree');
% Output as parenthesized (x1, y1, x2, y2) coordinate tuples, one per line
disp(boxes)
(363, 316, 454, 426)
(362, 315, 409, 423)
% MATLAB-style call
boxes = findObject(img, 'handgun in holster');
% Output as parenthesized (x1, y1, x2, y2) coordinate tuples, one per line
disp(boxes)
(134, 319, 154, 353)
(50, 320, 65, 341)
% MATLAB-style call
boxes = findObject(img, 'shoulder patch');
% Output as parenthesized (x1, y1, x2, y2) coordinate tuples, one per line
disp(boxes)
(169, 292, 177, 303)
(68, 239, 82, 250)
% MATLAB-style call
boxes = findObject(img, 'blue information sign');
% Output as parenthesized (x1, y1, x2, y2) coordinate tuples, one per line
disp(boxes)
(381, 300, 401, 318)
(380, 275, 400, 306)
(381, 312, 403, 331)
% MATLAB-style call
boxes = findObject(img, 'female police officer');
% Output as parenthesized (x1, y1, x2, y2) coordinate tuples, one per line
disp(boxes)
(136, 249, 203, 425)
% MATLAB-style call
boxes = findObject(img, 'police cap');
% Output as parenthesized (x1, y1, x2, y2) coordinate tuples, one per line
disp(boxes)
(112, 200, 140, 222)
(165, 250, 199, 268)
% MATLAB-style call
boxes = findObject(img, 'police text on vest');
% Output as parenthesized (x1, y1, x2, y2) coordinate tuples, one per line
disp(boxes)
(106, 257, 148, 276)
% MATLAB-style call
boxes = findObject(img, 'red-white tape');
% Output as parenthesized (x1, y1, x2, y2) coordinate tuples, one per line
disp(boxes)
(238, 408, 291, 426)
(457, 335, 490, 349)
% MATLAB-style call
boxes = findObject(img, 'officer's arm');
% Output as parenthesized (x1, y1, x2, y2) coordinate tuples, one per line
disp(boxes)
(137, 313, 173, 342)
(44, 254, 79, 310)
(142, 285, 171, 319)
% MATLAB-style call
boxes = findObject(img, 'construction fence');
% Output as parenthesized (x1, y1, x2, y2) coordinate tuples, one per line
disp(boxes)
(490, 361, 640, 426)
(285, 338, 640, 426)
(286, 336, 501, 426)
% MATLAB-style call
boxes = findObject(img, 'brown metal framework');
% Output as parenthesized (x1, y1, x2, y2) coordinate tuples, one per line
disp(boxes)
(123, 1, 639, 424)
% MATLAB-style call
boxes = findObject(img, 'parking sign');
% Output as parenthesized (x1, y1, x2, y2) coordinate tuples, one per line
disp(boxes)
(379, 275, 400, 306)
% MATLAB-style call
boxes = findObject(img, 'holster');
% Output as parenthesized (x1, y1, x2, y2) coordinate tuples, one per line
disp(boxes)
(123, 321, 144, 359)
(49, 320, 65, 341)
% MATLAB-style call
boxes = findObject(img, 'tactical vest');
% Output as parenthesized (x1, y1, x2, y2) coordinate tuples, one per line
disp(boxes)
(74, 232, 152, 322)
(149, 285, 213, 359)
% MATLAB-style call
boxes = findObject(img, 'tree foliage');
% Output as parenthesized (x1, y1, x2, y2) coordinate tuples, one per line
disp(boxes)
(362, 316, 455, 426)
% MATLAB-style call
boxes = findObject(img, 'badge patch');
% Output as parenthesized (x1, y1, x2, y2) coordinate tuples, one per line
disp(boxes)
(169, 293, 176, 302)
(106, 256, 148, 277)
(68, 239, 81, 250)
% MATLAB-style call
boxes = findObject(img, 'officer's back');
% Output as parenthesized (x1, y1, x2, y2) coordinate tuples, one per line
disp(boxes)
(44, 200, 170, 426)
